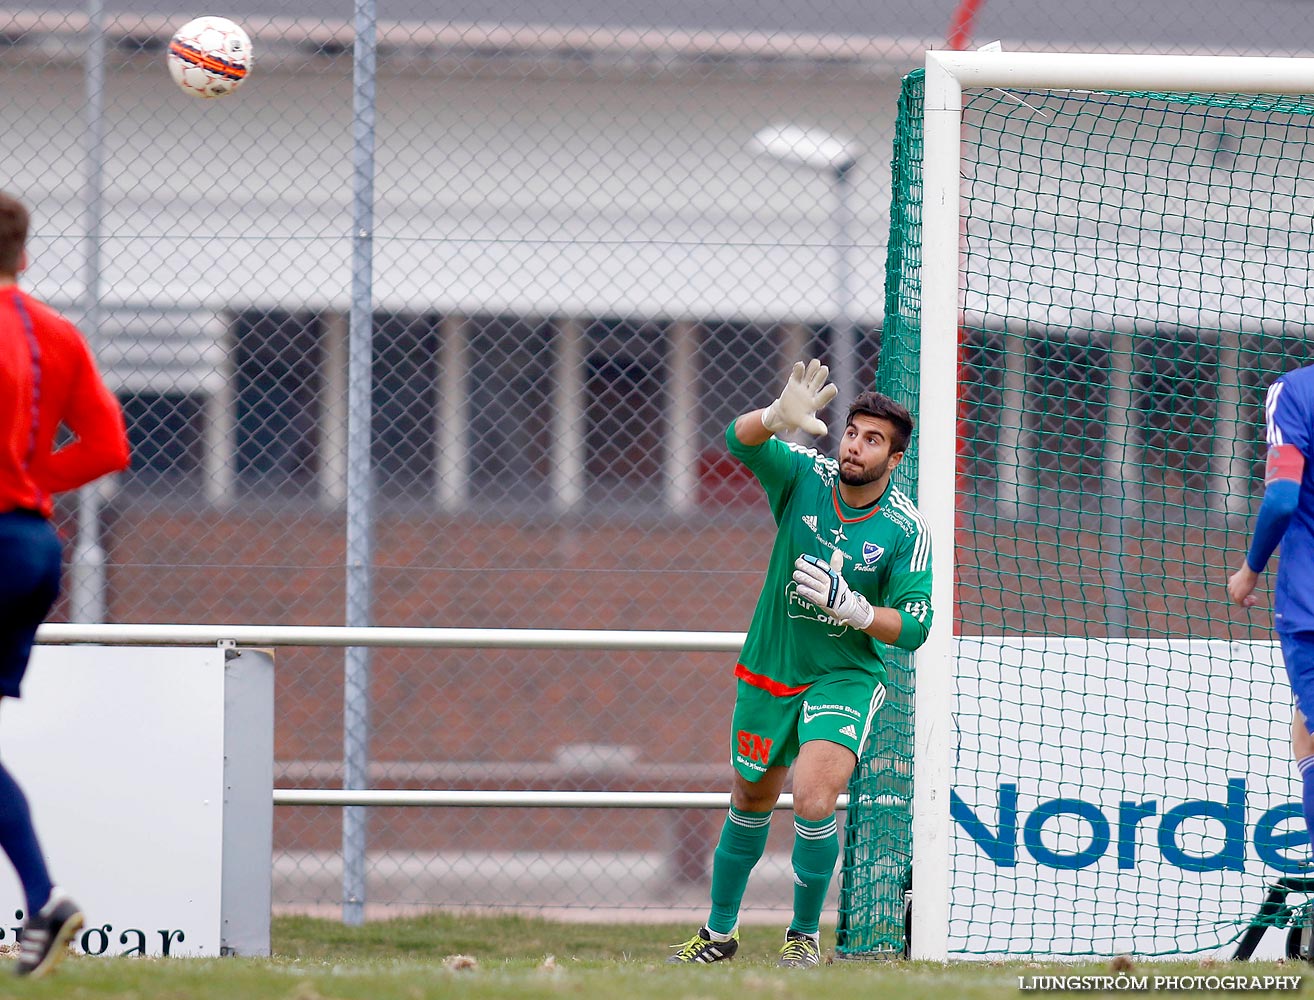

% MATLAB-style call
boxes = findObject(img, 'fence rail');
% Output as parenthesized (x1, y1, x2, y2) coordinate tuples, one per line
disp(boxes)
(36, 624, 879, 923)
(272, 789, 856, 809)
(36, 623, 747, 651)
(36, 626, 864, 810)
(36, 625, 887, 816)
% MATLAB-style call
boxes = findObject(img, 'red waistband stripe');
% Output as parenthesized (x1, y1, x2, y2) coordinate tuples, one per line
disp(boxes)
(734, 663, 812, 697)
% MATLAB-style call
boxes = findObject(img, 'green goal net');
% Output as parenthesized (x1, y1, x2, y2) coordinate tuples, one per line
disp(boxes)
(835, 71, 925, 958)
(839, 64, 1314, 958)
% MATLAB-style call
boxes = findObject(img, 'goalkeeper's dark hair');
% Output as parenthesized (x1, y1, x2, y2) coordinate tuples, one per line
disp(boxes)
(847, 391, 914, 454)
(0, 193, 28, 277)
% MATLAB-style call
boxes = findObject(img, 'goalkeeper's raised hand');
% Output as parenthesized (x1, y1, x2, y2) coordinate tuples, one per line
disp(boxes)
(761, 359, 838, 437)
(792, 552, 874, 631)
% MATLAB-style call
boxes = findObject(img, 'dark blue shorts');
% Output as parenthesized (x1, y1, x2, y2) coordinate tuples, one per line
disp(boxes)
(1279, 630, 1314, 724)
(0, 511, 62, 699)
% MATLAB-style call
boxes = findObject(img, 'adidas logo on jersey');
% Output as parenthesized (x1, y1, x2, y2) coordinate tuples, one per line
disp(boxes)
(802, 515, 818, 531)
(839, 724, 857, 739)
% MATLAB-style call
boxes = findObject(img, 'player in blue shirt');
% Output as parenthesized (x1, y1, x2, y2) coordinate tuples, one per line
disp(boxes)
(1228, 364, 1314, 863)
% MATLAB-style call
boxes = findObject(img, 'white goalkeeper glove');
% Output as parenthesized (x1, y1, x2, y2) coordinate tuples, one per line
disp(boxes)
(761, 359, 839, 437)
(792, 552, 874, 631)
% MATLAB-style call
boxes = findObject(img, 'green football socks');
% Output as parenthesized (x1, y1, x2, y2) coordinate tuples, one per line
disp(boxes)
(790, 814, 839, 935)
(707, 806, 773, 936)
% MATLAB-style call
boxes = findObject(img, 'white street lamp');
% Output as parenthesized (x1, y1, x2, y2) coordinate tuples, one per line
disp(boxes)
(749, 124, 860, 175)
(750, 125, 864, 430)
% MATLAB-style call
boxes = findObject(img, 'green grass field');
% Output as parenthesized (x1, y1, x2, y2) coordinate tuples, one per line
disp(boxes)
(0, 913, 1301, 999)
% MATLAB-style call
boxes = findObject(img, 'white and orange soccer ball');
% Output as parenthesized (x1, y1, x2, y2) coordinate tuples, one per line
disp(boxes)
(167, 16, 252, 98)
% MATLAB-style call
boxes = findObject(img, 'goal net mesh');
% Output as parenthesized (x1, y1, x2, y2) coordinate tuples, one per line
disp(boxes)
(839, 67, 1314, 958)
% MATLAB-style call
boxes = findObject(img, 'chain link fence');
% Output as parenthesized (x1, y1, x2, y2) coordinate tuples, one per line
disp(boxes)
(5, 1, 1295, 920)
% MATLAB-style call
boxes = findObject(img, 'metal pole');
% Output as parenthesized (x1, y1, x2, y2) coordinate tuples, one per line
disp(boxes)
(36, 622, 750, 650)
(275, 789, 869, 810)
(831, 162, 859, 414)
(71, 0, 108, 624)
(343, 0, 377, 928)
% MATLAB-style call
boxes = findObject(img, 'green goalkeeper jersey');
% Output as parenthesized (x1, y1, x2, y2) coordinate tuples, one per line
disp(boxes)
(726, 423, 933, 692)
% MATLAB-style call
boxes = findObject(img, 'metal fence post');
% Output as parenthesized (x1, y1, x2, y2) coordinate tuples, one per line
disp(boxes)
(342, 0, 378, 928)
(71, 0, 107, 625)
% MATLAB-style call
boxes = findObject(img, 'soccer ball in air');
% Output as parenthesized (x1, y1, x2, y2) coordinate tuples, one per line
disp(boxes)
(167, 16, 252, 98)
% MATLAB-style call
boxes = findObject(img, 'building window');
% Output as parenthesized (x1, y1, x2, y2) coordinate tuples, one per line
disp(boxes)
(959, 326, 1007, 506)
(1135, 333, 1218, 503)
(234, 310, 322, 494)
(697, 321, 778, 445)
(373, 313, 439, 499)
(120, 392, 203, 490)
(1026, 333, 1110, 514)
(584, 318, 667, 505)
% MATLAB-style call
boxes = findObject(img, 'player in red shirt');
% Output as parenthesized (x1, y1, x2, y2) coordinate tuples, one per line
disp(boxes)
(0, 192, 129, 978)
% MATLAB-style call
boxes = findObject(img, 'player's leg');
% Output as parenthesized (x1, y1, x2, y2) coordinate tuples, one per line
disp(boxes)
(779, 676, 885, 968)
(669, 681, 797, 964)
(705, 765, 787, 931)
(777, 739, 854, 967)
(1280, 631, 1314, 862)
(1292, 704, 1314, 858)
(0, 511, 82, 977)
(0, 701, 52, 914)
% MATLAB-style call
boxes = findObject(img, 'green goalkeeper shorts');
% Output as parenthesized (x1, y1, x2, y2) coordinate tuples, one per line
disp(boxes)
(729, 671, 887, 781)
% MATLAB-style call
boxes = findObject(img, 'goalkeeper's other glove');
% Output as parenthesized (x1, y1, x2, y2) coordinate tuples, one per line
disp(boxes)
(792, 553, 874, 631)
(761, 359, 839, 437)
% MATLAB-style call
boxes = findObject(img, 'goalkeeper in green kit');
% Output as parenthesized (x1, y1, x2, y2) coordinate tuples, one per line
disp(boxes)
(669, 359, 933, 969)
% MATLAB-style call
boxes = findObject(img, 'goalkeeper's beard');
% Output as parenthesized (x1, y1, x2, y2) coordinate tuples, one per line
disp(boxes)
(839, 456, 893, 487)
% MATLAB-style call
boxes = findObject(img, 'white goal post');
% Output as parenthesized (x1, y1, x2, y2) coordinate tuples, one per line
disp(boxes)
(913, 49, 1314, 962)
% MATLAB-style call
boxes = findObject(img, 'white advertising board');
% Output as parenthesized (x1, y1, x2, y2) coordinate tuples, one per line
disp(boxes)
(952, 638, 1298, 960)
(0, 645, 270, 958)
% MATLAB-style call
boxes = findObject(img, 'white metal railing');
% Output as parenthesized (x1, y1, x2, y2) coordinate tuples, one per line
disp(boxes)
(36, 623, 900, 922)
(36, 622, 746, 651)
(36, 624, 893, 814)
(37, 625, 869, 811)
(272, 789, 857, 809)
(37, 623, 755, 814)
(36, 626, 887, 817)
